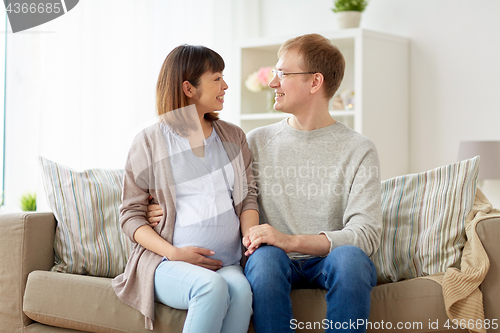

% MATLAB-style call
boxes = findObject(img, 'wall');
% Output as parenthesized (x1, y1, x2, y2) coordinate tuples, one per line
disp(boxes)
(4, 0, 229, 211)
(251, 0, 500, 205)
(5, 0, 500, 210)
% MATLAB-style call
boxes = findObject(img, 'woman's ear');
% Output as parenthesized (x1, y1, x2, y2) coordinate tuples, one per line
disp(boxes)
(183, 81, 195, 98)
(310, 73, 324, 95)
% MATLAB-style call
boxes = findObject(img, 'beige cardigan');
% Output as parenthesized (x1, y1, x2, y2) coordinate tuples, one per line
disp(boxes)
(111, 119, 259, 330)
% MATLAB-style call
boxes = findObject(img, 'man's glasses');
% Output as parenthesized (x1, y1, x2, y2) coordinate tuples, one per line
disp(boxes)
(272, 69, 316, 80)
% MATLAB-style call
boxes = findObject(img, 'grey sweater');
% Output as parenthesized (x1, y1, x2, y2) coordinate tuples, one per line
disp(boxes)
(247, 119, 382, 259)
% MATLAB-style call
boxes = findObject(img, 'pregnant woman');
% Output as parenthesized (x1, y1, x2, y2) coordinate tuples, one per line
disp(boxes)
(112, 44, 259, 333)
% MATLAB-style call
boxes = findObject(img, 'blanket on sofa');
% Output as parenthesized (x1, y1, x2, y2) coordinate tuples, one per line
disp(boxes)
(423, 188, 500, 333)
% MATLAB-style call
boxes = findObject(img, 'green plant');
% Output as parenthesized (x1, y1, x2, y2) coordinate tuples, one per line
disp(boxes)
(20, 192, 37, 211)
(332, 0, 368, 12)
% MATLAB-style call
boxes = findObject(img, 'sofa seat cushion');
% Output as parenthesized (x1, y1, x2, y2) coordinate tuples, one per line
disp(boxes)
(289, 278, 467, 333)
(24, 271, 467, 333)
(23, 271, 185, 333)
(24, 323, 87, 332)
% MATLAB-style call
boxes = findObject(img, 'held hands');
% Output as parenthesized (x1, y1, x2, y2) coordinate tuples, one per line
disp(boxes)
(244, 223, 291, 256)
(146, 197, 287, 261)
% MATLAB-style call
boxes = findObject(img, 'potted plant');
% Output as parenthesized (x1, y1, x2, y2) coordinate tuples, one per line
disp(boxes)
(332, 0, 368, 29)
(20, 192, 37, 211)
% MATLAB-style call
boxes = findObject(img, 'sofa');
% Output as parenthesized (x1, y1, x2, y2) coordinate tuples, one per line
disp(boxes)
(1, 210, 499, 333)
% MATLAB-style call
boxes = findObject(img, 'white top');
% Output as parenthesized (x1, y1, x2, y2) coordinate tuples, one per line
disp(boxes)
(161, 123, 241, 267)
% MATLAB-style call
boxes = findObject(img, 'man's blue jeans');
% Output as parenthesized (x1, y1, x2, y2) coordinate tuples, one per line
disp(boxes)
(244, 245, 377, 333)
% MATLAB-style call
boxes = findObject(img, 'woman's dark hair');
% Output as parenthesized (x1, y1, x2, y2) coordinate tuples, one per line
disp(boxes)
(156, 44, 225, 122)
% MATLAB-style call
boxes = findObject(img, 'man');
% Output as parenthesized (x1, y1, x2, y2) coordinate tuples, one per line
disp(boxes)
(242, 33, 382, 333)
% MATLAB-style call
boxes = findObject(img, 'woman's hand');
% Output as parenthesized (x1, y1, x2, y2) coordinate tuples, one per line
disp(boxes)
(169, 246, 223, 271)
(242, 234, 254, 257)
(133, 226, 223, 271)
(242, 235, 251, 249)
(146, 195, 163, 227)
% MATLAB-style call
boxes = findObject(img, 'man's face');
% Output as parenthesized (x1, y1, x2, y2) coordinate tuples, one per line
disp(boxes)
(269, 50, 313, 114)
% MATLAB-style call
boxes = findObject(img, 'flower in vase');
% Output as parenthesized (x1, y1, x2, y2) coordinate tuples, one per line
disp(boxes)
(245, 66, 274, 92)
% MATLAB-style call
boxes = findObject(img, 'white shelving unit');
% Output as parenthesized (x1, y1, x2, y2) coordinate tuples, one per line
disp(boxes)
(233, 28, 409, 180)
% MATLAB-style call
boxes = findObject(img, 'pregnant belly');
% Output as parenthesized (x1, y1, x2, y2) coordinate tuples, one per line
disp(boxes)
(173, 210, 241, 266)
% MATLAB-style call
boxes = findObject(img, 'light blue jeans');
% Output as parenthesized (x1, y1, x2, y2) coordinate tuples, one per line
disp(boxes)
(154, 260, 252, 333)
(245, 245, 377, 333)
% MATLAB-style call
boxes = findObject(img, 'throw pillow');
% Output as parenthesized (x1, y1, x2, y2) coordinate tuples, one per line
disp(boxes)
(371, 156, 480, 283)
(38, 157, 133, 278)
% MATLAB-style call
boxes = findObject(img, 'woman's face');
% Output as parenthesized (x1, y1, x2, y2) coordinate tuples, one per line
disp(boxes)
(190, 70, 228, 114)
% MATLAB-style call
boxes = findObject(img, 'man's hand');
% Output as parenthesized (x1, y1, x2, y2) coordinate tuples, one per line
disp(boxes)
(169, 246, 223, 271)
(245, 224, 291, 256)
(146, 195, 163, 227)
(245, 224, 331, 257)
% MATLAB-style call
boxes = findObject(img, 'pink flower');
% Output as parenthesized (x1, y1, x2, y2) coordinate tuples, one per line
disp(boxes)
(256, 67, 273, 86)
(245, 66, 274, 93)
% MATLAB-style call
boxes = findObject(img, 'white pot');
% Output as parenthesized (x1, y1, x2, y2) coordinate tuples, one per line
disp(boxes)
(336, 11, 361, 29)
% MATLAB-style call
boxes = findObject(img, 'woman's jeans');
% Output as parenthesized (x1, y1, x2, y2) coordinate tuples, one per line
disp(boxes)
(154, 261, 252, 333)
(244, 245, 377, 333)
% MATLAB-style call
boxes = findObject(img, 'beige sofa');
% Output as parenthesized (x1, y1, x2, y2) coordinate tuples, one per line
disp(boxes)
(1, 211, 499, 333)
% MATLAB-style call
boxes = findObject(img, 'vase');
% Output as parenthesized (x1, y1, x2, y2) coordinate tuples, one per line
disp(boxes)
(336, 11, 361, 29)
(266, 90, 276, 113)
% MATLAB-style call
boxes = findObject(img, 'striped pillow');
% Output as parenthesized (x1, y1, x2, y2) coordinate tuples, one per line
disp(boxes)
(38, 157, 133, 278)
(372, 156, 479, 283)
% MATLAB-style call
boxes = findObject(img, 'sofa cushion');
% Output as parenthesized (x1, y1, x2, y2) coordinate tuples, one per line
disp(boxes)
(38, 157, 133, 278)
(264, 279, 464, 333)
(372, 156, 479, 283)
(24, 323, 87, 332)
(289, 280, 468, 333)
(368, 279, 467, 333)
(25, 271, 465, 333)
(23, 271, 186, 333)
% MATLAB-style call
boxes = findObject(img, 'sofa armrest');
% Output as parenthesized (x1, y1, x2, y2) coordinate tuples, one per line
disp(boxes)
(477, 217, 500, 330)
(0, 212, 56, 332)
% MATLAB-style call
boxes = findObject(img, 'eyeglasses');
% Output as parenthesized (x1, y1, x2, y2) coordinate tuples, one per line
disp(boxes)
(272, 69, 316, 80)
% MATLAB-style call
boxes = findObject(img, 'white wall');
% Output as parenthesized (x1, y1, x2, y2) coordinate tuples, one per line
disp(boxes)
(5, 0, 500, 210)
(4, 0, 228, 211)
(251, 0, 500, 205)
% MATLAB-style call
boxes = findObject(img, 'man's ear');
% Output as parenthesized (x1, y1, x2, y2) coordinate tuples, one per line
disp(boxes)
(310, 73, 324, 95)
(183, 81, 195, 98)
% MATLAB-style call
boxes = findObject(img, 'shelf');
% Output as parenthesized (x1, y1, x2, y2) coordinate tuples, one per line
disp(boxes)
(236, 29, 407, 50)
(235, 28, 409, 179)
(240, 110, 356, 121)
